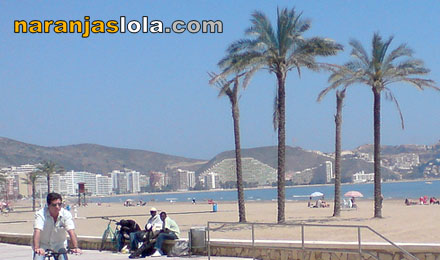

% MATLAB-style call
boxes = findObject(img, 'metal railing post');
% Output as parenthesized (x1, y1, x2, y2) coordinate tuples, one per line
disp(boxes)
(204, 221, 418, 260)
(301, 224, 305, 260)
(358, 226, 362, 259)
(207, 222, 211, 260)
(252, 223, 255, 260)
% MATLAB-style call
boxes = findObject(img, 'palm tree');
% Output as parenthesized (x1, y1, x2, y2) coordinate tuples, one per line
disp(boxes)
(318, 33, 438, 218)
(209, 71, 256, 222)
(21, 170, 42, 211)
(218, 7, 342, 222)
(0, 173, 7, 201)
(318, 88, 346, 217)
(36, 161, 64, 194)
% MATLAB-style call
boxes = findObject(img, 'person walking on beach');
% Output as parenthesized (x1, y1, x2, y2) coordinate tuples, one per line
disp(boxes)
(129, 207, 162, 256)
(33, 192, 82, 260)
(150, 211, 180, 257)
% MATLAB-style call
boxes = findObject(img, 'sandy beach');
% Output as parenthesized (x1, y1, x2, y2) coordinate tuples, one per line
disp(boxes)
(1, 199, 438, 244)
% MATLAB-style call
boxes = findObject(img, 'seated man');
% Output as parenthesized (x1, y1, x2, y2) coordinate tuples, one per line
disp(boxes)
(117, 219, 140, 251)
(33, 192, 82, 260)
(150, 212, 180, 257)
(129, 207, 162, 258)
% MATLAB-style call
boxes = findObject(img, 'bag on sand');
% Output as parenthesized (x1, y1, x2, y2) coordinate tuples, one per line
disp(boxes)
(167, 240, 190, 257)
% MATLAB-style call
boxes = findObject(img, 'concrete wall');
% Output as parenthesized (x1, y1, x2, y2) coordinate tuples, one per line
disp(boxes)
(208, 243, 440, 260)
(1, 232, 438, 260)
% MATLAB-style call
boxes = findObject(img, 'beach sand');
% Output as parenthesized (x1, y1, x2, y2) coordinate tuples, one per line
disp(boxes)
(1, 199, 438, 243)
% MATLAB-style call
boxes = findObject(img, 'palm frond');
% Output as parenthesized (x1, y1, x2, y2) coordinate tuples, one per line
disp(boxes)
(388, 77, 438, 91)
(302, 37, 343, 56)
(382, 43, 413, 69)
(383, 88, 405, 129)
(349, 39, 370, 66)
(226, 39, 259, 54)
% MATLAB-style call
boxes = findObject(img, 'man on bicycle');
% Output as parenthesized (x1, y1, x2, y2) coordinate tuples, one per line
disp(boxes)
(33, 192, 82, 260)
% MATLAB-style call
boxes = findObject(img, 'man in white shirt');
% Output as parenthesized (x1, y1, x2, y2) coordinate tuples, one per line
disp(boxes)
(33, 192, 82, 260)
(129, 207, 162, 251)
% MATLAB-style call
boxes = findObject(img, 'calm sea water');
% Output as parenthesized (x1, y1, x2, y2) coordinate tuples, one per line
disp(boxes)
(89, 180, 440, 203)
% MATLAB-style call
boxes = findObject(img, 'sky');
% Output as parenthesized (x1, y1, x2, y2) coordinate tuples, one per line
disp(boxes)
(1, 1, 439, 160)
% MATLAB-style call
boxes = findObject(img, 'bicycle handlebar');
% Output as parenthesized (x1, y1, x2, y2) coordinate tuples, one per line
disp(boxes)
(44, 248, 73, 257)
(101, 216, 118, 222)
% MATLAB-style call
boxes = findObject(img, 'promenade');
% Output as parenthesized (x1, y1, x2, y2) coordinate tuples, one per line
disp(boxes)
(0, 243, 250, 260)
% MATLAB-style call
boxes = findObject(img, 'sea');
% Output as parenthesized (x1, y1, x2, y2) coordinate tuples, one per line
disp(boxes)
(88, 180, 440, 204)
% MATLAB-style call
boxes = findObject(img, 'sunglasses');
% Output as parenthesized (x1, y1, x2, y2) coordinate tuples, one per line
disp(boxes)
(50, 203, 63, 207)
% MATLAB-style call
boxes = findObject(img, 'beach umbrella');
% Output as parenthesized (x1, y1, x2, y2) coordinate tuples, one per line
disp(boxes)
(344, 191, 363, 198)
(310, 192, 324, 197)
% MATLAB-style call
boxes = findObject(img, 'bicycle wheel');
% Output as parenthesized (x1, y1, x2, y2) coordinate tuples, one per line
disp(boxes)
(112, 230, 120, 252)
(100, 228, 110, 251)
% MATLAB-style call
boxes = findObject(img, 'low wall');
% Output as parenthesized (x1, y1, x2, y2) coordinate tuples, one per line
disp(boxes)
(0, 232, 439, 260)
(208, 242, 440, 260)
(0, 232, 182, 252)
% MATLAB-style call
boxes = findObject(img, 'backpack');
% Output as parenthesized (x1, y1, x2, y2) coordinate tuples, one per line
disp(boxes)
(167, 240, 190, 257)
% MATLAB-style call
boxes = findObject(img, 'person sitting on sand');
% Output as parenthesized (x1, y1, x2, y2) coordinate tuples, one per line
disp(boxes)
(315, 199, 322, 208)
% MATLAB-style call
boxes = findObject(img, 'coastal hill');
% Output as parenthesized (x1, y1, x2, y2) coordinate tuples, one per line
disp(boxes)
(0, 137, 438, 182)
(0, 137, 206, 174)
(195, 146, 334, 175)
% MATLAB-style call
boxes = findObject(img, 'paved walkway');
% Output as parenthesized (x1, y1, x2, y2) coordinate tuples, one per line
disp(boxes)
(0, 243, 250, 260)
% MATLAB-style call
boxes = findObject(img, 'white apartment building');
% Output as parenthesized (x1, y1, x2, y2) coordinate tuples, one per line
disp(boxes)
(325, 161, 334, 183)
(50, 171, 112, 196)
(169, 169, 196, 190)
(353, 171, 374, 183)
(203, 172, 217, 189)
(110, 169, 141, 194)
(1, 164, 38, 197)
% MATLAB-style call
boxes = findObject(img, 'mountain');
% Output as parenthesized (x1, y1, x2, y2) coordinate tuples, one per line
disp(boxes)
(0, 136, 439, 183)
(196, 146, 333, 175)
(0, 137, 206, 174)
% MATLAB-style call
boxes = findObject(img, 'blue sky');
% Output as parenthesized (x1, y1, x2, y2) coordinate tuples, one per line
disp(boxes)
(1, 1, 439, 160)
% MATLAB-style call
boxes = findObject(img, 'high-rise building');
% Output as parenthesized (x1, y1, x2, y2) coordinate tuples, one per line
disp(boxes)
(169, 169, 196, 190)
(149, 171, 165, 190)
(110, 169, 141, 194)
(325, 161, 334, 183)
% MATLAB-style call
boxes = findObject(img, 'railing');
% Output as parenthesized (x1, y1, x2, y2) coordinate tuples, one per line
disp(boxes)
(206, 221, 418, 260)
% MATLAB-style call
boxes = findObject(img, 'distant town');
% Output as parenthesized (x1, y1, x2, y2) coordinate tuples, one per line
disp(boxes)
(1, 141, 439, 200)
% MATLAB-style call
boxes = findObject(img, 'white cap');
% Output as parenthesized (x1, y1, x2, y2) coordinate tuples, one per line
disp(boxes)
(150, 207, 157, 212)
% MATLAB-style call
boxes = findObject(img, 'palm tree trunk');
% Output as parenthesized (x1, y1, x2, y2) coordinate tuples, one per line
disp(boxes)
(276, 72, 286, 223)
(47, 175, 50, 194)
(373, 88, 382, 218)
(333, 90, 344, 217)
(231, 98, 246, 222)
(32, 182, 36, 212)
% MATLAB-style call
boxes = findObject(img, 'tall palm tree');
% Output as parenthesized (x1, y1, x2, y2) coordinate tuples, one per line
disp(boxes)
(318, 33, 438, 218)
(0, 173, 7, 201)
(36, 161, 64, 194)
(218, 7, 342, 222)
(209, 71, 256, 222)
(21, 170, 41, 211)
(318, 88, 346, 217)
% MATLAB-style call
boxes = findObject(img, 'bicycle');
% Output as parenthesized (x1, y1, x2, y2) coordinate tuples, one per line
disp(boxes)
(100, 217, 121, 252)
(43, 248, 72, 260)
